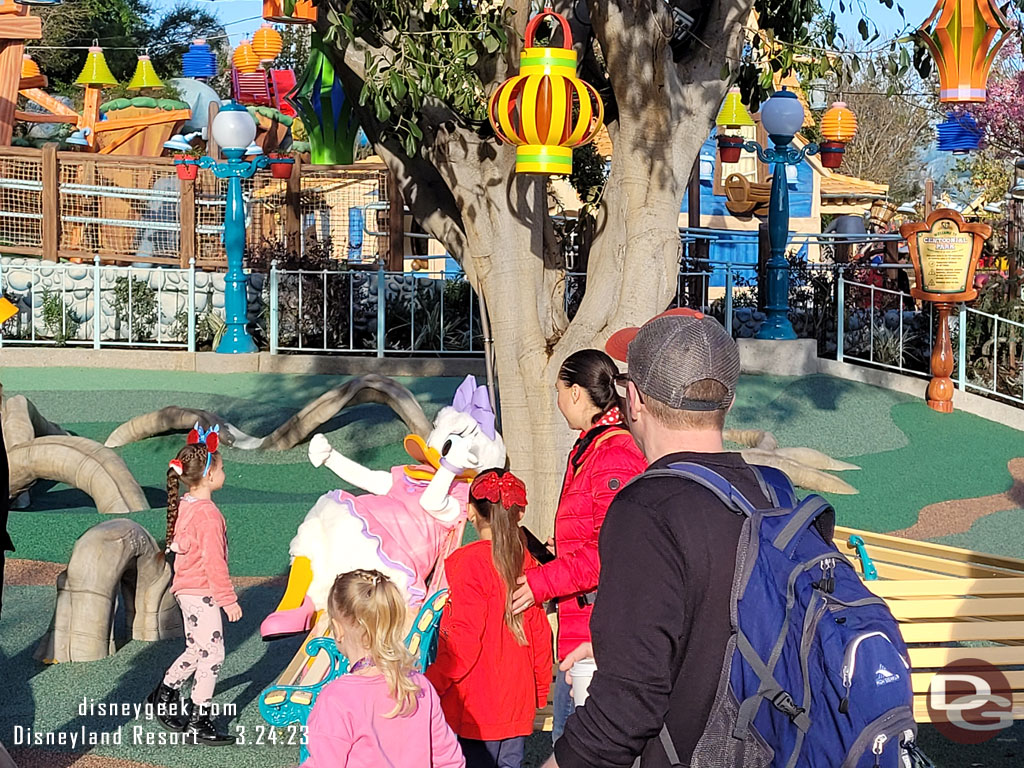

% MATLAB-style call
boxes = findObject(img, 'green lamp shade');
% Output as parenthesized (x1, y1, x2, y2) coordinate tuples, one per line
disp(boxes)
(127, 55, 163, 90)
(716, 87, 754, 129)
(75, 47, 118, 87)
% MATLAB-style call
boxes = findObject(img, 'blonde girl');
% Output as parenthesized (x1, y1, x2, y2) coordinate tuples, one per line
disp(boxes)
(301, 569, 465, 768)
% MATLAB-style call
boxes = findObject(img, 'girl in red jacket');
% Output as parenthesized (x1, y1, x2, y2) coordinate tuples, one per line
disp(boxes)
(426, 469, 552, 768)
(511, 349, 647, 742)
(147, 425, 240, 746)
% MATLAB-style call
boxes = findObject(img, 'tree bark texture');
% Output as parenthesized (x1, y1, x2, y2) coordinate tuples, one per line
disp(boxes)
(323, 0, 753, 534)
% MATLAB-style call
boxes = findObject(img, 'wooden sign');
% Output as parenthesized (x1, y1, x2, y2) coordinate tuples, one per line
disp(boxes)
(899, 209, 992, 414)
(901, 209, 991, 303)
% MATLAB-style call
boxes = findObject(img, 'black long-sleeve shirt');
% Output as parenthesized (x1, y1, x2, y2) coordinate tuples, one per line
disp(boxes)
(555, 451, 771, 768)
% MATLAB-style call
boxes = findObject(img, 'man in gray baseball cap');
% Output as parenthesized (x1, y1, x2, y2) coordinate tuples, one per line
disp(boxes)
(546, 308, 772, 768)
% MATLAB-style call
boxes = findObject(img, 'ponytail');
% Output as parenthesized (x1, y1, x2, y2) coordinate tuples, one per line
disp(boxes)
(558, 349, 622, 424)
(470, 469, 528, 645)
(328, 570, 420, 718)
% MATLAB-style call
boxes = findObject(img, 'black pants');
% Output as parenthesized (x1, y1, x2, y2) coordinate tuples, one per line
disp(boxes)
(458, 736, 526, 768)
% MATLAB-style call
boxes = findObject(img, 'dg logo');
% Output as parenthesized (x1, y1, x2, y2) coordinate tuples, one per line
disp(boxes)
(926, 658, 1013, 744)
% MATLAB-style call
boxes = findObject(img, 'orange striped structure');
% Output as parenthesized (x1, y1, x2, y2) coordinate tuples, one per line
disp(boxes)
(488, 9, 603, 175)
(917, 0, 1011, 103)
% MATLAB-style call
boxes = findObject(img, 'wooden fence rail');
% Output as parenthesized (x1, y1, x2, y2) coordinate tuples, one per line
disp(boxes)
(0, 144, 402, 270)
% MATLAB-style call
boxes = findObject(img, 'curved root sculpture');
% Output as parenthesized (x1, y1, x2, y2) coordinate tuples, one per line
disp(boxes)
(8, 436, 148, 514)
(35, 518, 180, 663)
(725, 429, 859, 495)
(105, 374, 434, 450)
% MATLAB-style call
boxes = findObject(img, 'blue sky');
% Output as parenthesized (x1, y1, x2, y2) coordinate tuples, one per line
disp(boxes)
(150, 0, 940, 51)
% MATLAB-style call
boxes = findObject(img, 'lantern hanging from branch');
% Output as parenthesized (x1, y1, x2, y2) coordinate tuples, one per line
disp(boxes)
(819, 101, 857, 168)
(936, 110, 982, 153)
(917, 0, 1010, 103)
(488, 8, 603, 175)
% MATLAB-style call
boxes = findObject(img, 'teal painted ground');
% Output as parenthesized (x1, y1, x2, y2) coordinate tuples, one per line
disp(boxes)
(2, 367, 1024, 766)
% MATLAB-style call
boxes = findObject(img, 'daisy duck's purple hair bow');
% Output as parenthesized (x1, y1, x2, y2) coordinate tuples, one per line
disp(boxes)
(451, 375, 496, 440)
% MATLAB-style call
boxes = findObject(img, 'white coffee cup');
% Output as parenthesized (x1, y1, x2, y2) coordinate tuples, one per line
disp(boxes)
(570, 659, 598, 706)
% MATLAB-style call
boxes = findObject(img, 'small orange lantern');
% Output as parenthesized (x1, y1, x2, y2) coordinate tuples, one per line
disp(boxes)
(488, 8, 603, 175)
(21, 54, 40, 79)
(917, 0, 1010, 102)
(263, 0, 316, 24)
(819, 101, 857, 168)
(233, 40, 260, 74)
(252, 24, 283, 62)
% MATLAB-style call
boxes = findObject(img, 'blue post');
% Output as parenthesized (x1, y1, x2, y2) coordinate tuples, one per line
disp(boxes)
(757, 135, 798, 340)
(217, 150, 258, 353)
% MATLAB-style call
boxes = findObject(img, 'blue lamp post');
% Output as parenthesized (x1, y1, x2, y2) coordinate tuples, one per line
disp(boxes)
(741, 89, 816, 340)
(171, 102, 268, 353)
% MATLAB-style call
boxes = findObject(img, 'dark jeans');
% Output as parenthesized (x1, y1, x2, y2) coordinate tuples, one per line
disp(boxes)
(551, 671, 577, 744)
(458, 735, 526, 768)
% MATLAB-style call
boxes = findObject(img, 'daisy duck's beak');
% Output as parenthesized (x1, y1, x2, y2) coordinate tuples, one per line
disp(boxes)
(403, 433, 478, 482)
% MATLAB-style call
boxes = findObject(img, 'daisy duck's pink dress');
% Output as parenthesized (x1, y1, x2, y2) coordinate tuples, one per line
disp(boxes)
(289, 466, 469, 611)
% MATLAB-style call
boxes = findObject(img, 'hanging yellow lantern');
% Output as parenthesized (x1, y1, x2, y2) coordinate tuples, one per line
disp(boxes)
(917, 0, 1010, 102)
(75, 46, 118, 87)
(233, 40, 260, 74)
(716, 87, 754, 129)
(21, 54, 40, 79)
(819, 101, 858, 169)
(252, 23, 283, 62)
(488, 9, 603, 175)
(127, 54, 164, 90)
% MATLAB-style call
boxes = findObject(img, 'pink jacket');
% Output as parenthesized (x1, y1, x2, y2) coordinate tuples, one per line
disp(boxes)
(170, 496, 237, 608)
(301, 671, 465, 768)
(525, 426, 646, 659)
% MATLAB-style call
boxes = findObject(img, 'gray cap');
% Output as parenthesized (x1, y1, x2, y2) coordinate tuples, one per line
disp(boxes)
(605, 309, 740, 411)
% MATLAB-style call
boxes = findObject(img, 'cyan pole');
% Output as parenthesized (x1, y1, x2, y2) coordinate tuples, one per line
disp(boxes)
(217, 147, 257, 354)
(757, 134, 797, 340)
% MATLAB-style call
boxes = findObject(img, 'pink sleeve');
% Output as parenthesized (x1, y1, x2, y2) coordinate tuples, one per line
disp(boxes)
(196, 508, 237, 607)
(302, 685, 354, 768)
(422, 676, 465, 768)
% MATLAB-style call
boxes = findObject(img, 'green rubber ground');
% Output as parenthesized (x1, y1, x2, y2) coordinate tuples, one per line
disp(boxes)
(2, 367, 1024, 767)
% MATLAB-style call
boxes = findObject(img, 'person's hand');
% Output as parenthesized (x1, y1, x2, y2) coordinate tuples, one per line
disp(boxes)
(511, 575, 536, 615)
(541, 757, 559, 768)
(224, 602, 243, 622)
(308, 434, 333, 468)
(560, 642, 593, 684)
(546, 537, 556, 555)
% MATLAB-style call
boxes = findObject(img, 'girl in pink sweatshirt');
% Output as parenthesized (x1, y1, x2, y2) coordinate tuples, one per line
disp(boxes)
(147, 425, 239, 746)
(301, 569, 465, 768)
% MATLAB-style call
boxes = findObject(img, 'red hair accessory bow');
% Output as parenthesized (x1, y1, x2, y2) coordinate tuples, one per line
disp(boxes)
(471, 471, 528, 509)
(187, 422, 220, 454)
(168, 459, 184, 476)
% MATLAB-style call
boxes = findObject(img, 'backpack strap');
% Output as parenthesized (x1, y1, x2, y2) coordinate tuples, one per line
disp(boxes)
(750, 465, 798, 508)
(641, 462, 763, 517)
(772, 495, 836, 556)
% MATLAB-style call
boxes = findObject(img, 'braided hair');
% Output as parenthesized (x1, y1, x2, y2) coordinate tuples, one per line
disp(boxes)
(166, 443, 215, 549)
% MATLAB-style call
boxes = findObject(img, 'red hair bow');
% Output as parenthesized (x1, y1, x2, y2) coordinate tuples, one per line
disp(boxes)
(471, 471, 528, 509)
(187, 422, 220, 453)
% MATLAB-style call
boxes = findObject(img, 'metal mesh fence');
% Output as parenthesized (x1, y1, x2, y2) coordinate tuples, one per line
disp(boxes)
(0, 154, 43, 252)
(195, 168, 287, 271)
(299, 167, 389, 263)
(58, 157, 181, 263)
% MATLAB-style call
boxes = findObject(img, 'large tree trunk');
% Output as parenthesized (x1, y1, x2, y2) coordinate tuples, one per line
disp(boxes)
(323, 0, 752, 535)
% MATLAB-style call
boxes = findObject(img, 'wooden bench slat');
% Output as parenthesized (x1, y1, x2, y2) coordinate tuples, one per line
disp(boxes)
(836, 526, 1024, 572)
(899, 619, 1024, 643)
(870, 578, 1024, 598)
(912, 669, 1024, 694)
(890, 597, 1024, 620)
(909, 645, 1024, 668)
(914, 693, 1024, 722)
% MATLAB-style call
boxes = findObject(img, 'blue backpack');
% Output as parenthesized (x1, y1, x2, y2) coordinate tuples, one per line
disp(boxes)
(642, 462, 929, 768)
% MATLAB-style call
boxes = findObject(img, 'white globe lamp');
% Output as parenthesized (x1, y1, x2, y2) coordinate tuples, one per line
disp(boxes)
(760, 89, 806, 139)
(212, 102, 257, 154)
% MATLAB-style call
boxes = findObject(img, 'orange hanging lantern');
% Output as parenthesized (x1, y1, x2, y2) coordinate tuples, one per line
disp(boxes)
(252, 23, 283, 62)
(488, 8, 603, 175)
(263, 0, 316, 24)
(917, 0, 1010, 102)
(233, 40, 260, 74)
(819, 101, 858, 168)
(21, 54, 40, 79)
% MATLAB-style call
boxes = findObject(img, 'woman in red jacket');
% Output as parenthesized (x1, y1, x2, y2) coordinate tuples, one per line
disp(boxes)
(426, 469, 552, 768)
(512, 349, 647, 742)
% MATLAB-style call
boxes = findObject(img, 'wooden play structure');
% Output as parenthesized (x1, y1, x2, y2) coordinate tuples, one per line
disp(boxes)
(0, 0, 41, 146)
(724, 172, 773, 217)
(16, 47, 190, 154)
(838, 525, 1024, 722)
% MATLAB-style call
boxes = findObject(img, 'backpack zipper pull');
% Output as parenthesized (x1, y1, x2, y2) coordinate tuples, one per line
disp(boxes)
(872, 733, 887, 767)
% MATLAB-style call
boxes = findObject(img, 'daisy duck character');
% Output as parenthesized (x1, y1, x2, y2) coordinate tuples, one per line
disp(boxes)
(260, 376, 506, 639)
